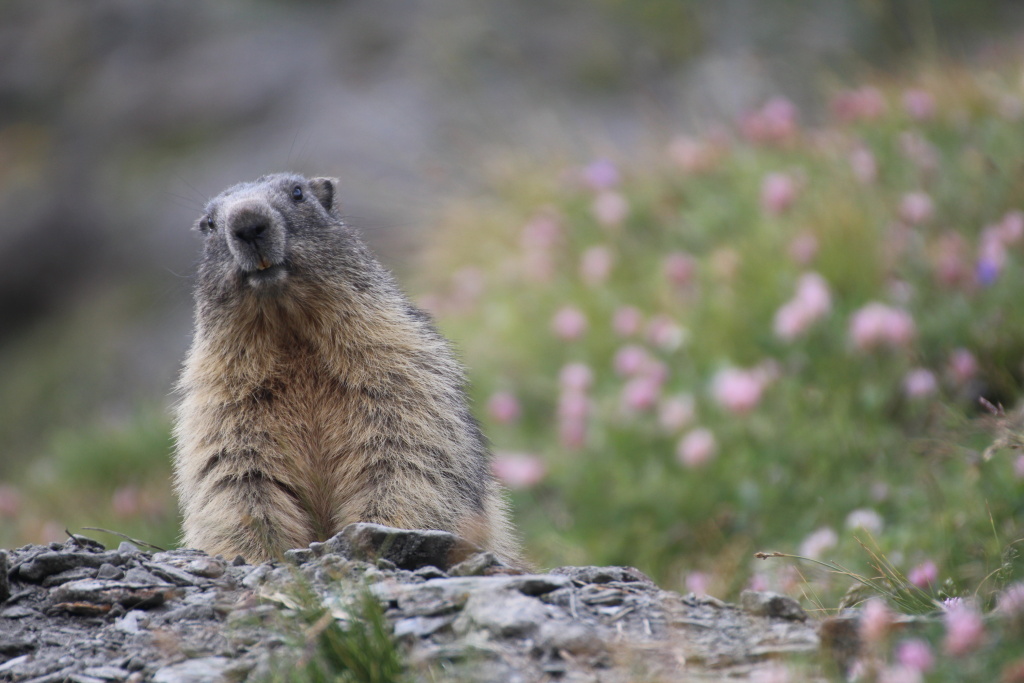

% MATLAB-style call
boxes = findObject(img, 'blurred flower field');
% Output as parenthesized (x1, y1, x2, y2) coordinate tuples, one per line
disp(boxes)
(418, 60, 1024, 677)
(3, 51, 1024, 679)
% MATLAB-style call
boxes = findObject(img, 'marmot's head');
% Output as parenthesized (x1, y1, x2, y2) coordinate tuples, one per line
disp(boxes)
(194, 173, 363, 302)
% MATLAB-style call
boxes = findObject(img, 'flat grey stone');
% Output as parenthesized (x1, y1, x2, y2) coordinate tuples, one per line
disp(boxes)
(454, 589, 549, 638)
(41, 566, 98, 587)
(449, 551, 506, 577)
(17, 551, 123, 582)
(123, 568, 170, 585)
(0, 550, 9, 602)
(282, 548, 313, 565)
(335, 523, 479, 571)
(143, 562, 199, 587)
(550, 566, 655, 586)
(0, 604, 38, 619)
(95, 564, 124, 581)
(184, 558, 225, 579)
(740, 590, 808, 621)
(152, 657, 232, 683)
(49, 579, 181, 611)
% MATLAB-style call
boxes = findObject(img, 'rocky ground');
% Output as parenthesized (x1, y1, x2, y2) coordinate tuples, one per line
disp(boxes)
(1, 524, 841, 682)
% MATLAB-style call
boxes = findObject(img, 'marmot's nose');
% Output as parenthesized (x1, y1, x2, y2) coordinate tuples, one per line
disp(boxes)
(233, 220, 268, 244)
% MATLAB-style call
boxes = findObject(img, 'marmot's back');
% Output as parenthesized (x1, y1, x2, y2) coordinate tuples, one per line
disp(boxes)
(172, 173, 519, 564)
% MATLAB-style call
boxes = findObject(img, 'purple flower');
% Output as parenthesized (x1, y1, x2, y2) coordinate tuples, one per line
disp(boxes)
(976, 258, 1000, 287)
(581, 159, 620, 191)
(903, 89, 936, 121)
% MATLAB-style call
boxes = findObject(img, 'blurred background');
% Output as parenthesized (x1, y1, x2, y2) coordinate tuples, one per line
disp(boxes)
(2, 0, 1024, 623)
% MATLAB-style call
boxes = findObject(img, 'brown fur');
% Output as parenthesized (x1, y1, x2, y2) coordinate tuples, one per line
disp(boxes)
(172, 174, 520, 564)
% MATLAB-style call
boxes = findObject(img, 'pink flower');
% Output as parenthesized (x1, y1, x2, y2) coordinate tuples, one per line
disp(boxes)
(685, 570, 711, 595)
(996, 582, 1024, 618)
(947, 349, 978, 385)
(832, 86, 887, 122)
(788, 232, 819, 265)
(773, 301, 811, 341)
(878, 665, 924, 683)
(749, 665, 792, 683)
(899, 191, 934, 225)
(760, 172, 799, 215)
(559, 363, 594, 392)
(487, 391, 521, 424)
(612, 306, 644, 337)
(795, 273, 832, 315)
(0, 483, 21, 518)
(621, 375, 661, 412)
(520, 211, 563, 251)
(112, 486, 141, 519)
(845, 508, 884, 535)
(798, 526, 837, 560)
(677, 428, 717, 468)
(1014, 454, 1024, 480)
(580, 245, 614, 286)
(551, 306, 588, 340)
(492, 453, 546, 489)
(896, 639, 934, 672)
(943, 601, 985, 656)
(592, 192, 629, 227)
(774, 272, 832, 341)
(663, 252, 696, 287)
(850, 146, 878, 184)
(903, 89, 936, 121)
(903, 368, 938, 399)
(581, 159, 620, 191)
(613, 345, 650, 377)
(558, 418, 587, 450)
(667, 135, 720, 173)
(747, 573, 770, 592)
(658, 394, 696, 432)
(711, 367, 764, 415)
(647, 314, 686, 351)
(860, 598, 893, 644)
(1000, 210, 1024, 243)
(931, 232, 971, 287)
(908, 560, 938, 588)
(558, 391, 591, 421)
(848, 303, 916, 351)
(899, 132, 939, 172)
(740, 97, 799, 145)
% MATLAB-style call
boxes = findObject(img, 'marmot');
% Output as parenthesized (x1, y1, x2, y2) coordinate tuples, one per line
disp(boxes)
(172, 173, 520, 565)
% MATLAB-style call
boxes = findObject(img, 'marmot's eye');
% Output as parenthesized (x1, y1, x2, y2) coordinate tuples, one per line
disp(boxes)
(204, 216, 216, 231)
(292, 186, 304, 201)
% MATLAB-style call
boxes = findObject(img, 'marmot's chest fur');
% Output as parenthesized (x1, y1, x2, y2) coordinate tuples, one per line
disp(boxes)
(172, 173, 519, 564)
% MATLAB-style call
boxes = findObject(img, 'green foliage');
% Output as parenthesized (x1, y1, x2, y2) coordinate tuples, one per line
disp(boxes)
(420, 61, 1024, 607)
(267, 587, 405, 683)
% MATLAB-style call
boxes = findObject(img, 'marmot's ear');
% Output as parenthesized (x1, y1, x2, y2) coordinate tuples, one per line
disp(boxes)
(309, 177, 340, 217)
